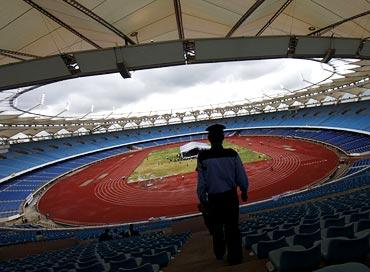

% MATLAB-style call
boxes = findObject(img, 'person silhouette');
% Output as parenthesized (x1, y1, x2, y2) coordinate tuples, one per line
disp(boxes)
(197, 124, 248, 265)
(99, 228, 112, 241)
(128, 224, 140, 236)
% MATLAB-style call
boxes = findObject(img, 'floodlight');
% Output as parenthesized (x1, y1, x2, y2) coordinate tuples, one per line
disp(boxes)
(40, 93, 45, 105)
(322, 48, 335, 63)
(117, 61, 131, 79)
(114, 47, 131, 79)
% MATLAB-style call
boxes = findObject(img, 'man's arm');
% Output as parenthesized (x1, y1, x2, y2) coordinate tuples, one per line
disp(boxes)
(196, 158, 208, 204)
(235, 154, 248, 201)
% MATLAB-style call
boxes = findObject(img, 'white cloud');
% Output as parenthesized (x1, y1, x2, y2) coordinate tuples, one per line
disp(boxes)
(13, 58, 340, 117)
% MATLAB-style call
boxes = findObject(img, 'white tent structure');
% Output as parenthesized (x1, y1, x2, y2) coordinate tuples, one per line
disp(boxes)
(179, 141, 210, 159)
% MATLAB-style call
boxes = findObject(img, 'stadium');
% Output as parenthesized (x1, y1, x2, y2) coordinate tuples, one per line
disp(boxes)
(0, 1, 370, 271)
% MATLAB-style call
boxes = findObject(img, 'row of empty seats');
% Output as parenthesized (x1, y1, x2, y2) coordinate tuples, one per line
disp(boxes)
(240, 187, 370, 271)
(0, 135, 207, 219)
(0, 231, 190, 272)
(1, 126, 369, 219)
(1, 100, 369, 180)
(0, 220, 171, 247)
(240, 127, 370, 154)
(241, 167, 370, 214)
(1, 125, 369, 220)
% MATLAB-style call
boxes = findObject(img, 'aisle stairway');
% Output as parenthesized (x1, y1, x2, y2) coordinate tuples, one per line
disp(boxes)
(165, 231, 266, 272)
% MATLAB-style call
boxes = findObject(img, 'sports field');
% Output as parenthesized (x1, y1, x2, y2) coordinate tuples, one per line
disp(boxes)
(128, 140, 270, 182)
(38, 136, 339, 225)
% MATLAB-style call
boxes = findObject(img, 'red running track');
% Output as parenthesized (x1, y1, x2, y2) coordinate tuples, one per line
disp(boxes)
(38, 136, 339, 225)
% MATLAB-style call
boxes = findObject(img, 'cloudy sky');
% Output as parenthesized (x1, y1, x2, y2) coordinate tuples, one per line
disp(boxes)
(11, 58, 353, 117)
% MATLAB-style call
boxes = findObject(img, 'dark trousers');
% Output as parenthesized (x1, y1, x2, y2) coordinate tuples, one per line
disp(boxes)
(208, 189, 243, 264)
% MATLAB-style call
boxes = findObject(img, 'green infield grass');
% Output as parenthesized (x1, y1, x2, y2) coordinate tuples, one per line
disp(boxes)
(127, 140, 269, 182)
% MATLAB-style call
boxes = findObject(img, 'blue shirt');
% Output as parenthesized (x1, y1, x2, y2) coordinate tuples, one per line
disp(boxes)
(196, 147, 248, 204)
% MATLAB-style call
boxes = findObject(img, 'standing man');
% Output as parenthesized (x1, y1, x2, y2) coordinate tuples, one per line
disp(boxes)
(197, 124, 248, 265)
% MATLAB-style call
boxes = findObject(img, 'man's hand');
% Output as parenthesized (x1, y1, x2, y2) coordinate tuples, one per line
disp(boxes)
(241, 191, 248, 202)
(197, 202, 209, 212)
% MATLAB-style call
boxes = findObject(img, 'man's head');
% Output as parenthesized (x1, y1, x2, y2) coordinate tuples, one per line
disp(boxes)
(206, 124, 225, 145)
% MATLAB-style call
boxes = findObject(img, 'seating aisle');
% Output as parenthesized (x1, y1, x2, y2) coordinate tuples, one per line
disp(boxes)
(164, 231, 266, 272)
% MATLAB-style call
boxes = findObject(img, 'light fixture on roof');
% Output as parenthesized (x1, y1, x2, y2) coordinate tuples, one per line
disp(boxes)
(130, 31, 139, 43)
(114, 48, 131, 79)
(321, 34, 336, 63)
(308, 26, 316, 31)
(40, 93, 45, 106)
(322, 48, 336, 63)
(65, 101, 70, 112)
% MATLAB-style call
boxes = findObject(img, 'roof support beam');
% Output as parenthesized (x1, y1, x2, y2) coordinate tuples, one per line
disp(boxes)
(173, 0, 185, 40)
(0, 36, 368, 92)
(62, 0, 136, 45)
(226, 0, 265, 38)
(308, 10, 370, 36)
(0, 49, 40, 59)
(0, 52, 25, 61)
(23, 0, 101, 49)
(256, 0, 294, 36)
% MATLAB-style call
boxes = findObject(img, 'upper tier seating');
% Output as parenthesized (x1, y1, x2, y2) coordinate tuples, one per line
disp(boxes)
(1, 100, 369, 180)
(0, 128, 369, 219)
(0, 100, 369, 220)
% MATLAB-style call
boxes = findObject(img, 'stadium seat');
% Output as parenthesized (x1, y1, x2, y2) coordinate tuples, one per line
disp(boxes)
(280, 222, 300, 229)
(286, 229, 321, 248)
(268, 241, 321, 272)
(356, 219, 370, 232)
(118, 263, 159, 272)
(76, 262, 105, 272)
(109, 257, 141, 271)
(251, 236, 288, 259)
(53, 262, 76, 271)
(321, 233, 370, 263)
(130, 249, 153, 258)
(271, 227, 295, 240)
(313, 262, 370, 272)
(141, 251, 170, 268)
(323, 217, 346, 228)
(103, 253, 131, 262)
(325, 223, 355, 238)
(153, 244, 178, 256)
(259, 225, 279, 234)
(298, 222, 321, 234)
(322, 213, 340, 220)
(349, 211, 370, 223)
(35, 268, 52, 272)
(243, 231, 270, 249)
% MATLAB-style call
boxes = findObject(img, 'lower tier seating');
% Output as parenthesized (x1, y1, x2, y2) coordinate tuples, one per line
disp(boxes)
(0, 232, 191, 272)
(240, 186, 370, 271)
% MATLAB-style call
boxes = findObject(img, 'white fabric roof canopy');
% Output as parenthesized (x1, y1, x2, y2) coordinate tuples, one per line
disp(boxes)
(0, 0, 369, 66)
(0, 0, 369, 141)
